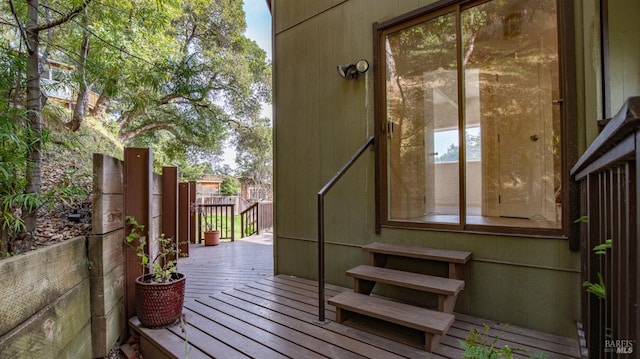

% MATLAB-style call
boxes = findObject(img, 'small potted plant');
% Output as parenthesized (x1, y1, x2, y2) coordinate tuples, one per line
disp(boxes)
(202, 213, 220, 246)
(203, 228, 220, 246)
(126, 216, 186, 328)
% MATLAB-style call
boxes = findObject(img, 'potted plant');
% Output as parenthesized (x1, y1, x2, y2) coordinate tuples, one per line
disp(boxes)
(203, 228, 220, 246)
(201, 212, 220, 246)
(126, 216, 186, 328)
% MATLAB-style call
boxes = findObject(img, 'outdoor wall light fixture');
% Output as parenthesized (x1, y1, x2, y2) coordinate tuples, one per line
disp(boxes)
(337, 59, 369, 79)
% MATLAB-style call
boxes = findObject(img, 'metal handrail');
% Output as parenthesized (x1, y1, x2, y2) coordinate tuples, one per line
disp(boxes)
(317, 136, 374, 322)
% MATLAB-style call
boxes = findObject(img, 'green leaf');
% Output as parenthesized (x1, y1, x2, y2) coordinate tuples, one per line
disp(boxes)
(593, 239, 612, 254)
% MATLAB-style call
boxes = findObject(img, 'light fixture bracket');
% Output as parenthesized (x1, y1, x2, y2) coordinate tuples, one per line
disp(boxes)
(337, 59, 369, 79)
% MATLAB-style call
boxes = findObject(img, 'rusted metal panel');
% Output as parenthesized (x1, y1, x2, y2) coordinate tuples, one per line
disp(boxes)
(178, 182, 190, 257)
(189, 181, 197, 243)
(162, 167, 178, 263)
(123, 147, 152, 320)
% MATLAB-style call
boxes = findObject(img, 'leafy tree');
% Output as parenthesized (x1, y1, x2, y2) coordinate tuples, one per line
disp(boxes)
(220, 176, 240, 196)
(0, 46, 87, 255)
(117, 0, 271, 164)
(2, 0, 92, 251)
(0, 0, 271, 251)
(235, 117, 272, 200)
(0, 47, 32, 254)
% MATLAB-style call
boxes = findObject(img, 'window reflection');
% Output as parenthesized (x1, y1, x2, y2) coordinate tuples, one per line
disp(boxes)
(384, 0, 561, 229)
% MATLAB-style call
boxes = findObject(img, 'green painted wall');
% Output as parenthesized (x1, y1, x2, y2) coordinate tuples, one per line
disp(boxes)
(272, 0, 639, 338)
(607, 0, 640, 114)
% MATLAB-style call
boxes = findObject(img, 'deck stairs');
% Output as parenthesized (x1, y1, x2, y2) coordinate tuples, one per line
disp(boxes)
(328, 242, 472, 352)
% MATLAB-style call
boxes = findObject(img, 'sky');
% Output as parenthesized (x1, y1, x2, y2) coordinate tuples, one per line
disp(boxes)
(222, 0, 272, 169)
(243, 0, 273, 120)
(243, 0, 272, 61)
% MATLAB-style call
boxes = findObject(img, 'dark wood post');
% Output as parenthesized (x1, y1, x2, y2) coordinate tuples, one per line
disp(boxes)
(189, 181, 197, 243)
(123, 148, 152, 320)
(162, 167, 178, 264)
(178, 182, 190, 257)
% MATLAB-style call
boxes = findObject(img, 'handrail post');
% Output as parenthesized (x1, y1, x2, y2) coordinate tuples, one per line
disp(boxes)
(231, 204, 235, 241)
(256, 204, 260, 235)
(241, 212, 245, 238)
(317, 192, 326, 323)
(316, 136, 374, 324)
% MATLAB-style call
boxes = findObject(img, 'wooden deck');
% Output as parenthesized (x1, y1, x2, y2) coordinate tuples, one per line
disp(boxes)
(177, 232, 274, 300)
(131, 234, 581, 359)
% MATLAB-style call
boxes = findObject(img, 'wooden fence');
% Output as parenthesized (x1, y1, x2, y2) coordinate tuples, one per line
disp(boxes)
(0, 149, 194, 358)
(0, 237, 91, 358)
(89, 153, 126, 358)
(90, 149, 190, 358)
(571, 96, 639, 357)
(198, 195, 252, 213)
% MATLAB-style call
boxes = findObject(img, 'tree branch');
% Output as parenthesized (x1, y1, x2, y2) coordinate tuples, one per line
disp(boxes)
(8, 0, 32, 52)
(119, 121, 175, 142)
(37, 0, 93, 32)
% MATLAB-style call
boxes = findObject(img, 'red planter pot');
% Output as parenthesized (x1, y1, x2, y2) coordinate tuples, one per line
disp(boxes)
(204, 230, 220, 246)
(135, 272, 186, 328)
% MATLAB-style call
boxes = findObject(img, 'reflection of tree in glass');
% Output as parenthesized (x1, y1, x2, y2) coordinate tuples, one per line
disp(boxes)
(435, 132, 481, 163)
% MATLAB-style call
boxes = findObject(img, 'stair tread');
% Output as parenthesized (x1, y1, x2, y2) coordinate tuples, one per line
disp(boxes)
(363, 243, 472, 264)
(347, 265, 464, 295)
(328, 292, 455, 335)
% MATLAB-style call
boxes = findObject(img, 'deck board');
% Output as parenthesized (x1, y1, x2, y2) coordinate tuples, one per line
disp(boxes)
(214, 288, 407, 359)
(165, 319, 251, 359)
(132, 233, 581, 359)
(188, 300, 322, 359)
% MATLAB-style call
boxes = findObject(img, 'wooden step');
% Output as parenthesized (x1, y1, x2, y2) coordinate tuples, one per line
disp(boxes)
(362, 242, 472, 280)
(347, 265, 464, 295)
(346, 265, 464, 313)
(363, 242, 472, 263)
(328, 291, 455, 352)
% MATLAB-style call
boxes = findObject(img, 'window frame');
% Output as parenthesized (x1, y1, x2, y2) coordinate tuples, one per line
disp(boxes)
(373, 0, 578, 239)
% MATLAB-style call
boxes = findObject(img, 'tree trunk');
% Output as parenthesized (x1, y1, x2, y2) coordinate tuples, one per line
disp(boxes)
(89, 88, 110, 116)
(69, 30, 90, 132)
(23, 0, 42, 252)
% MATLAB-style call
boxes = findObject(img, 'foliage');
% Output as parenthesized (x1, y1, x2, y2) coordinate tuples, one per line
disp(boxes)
(582, 239, 612, 300)
(584, 272, 606, 299)
(109, 0, 271, 164)
(0, 48, 88, 255)
(125, 215, 181, 283)
(575, 216, 612, 300)
(220, 176, 240, 196)
(0, 0, 271, 252)
(460, 324, 549, 359)
(460, 324, 525, 359)
(235, 117, 272, 199)
(0, 0, 94, 249)
(592, 239, 612, 255)
(0, 43, 30, 253)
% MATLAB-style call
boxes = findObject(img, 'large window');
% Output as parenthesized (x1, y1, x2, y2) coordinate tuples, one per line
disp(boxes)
(377, 0, 568, 234)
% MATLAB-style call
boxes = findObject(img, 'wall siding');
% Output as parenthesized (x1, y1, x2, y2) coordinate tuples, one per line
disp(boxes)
(272, 0, 594, 338)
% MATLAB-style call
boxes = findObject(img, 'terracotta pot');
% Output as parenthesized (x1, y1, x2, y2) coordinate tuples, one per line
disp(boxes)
(135, 272, 185, 328)
(204, 230, 220, 246)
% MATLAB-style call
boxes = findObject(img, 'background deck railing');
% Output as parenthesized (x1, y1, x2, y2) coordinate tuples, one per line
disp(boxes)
(571, 96, 639, 356)
(240, 201, 273, 238)
(197, 204, 235, 241)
